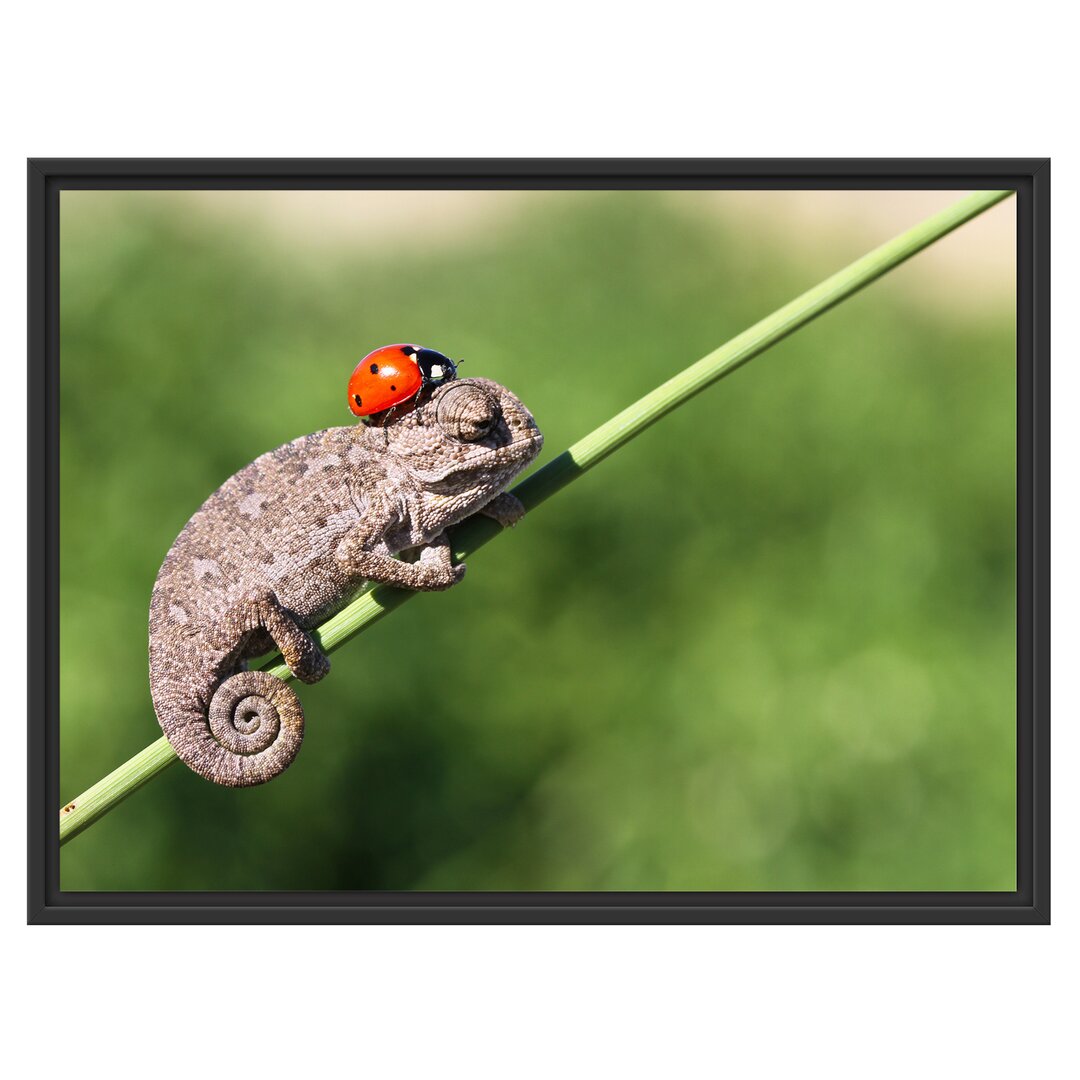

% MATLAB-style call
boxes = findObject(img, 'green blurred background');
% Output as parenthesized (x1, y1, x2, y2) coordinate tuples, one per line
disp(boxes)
(59, 189, 1016, 892)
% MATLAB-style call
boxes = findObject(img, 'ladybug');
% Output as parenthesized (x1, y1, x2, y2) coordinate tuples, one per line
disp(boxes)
(347, 344, 459, 418)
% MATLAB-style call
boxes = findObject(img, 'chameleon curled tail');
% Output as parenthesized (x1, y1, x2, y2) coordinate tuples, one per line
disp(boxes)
(155, 668, 305, 787)
(150, 583, 332, 785)
(205, 671, 304, 786)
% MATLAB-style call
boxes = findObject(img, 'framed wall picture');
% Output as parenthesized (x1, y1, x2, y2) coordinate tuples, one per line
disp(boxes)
(29, 158, 1049, 923)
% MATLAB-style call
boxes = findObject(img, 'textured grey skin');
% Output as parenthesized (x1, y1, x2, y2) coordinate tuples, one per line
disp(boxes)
(149, 378, 543, 787)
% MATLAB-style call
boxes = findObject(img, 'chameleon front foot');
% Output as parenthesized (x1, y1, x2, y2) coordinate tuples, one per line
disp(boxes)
(339, 530, 467, 591)
(479, 491, 527, 529)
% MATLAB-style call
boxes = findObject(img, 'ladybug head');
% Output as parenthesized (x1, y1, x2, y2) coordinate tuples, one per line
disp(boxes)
(414, 348, 458, 388)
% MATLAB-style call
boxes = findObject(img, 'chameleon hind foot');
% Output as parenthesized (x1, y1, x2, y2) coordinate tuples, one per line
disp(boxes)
(212, 590, 330, 685)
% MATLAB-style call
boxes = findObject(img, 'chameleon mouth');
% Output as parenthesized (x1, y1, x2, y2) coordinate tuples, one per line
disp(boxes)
(474, 430, 542, 472)
(506, 425, 544, 451)
(507, 430, 544, 466)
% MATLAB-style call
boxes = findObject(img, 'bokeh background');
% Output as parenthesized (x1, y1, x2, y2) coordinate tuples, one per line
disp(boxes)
(59, 188, 1016, 892)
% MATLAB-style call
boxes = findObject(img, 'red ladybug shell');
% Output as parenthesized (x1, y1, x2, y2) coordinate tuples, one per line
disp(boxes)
(347, 344, 426, 417)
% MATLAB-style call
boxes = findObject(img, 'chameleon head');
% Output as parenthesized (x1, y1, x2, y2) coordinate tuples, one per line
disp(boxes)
(382, 377, 544, 490)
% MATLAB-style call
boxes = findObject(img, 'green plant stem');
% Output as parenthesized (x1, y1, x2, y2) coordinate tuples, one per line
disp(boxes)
(58, 188, 1013, 845)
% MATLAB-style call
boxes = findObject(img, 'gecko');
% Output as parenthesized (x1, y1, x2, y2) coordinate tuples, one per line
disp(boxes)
(149, 377, 543, 787)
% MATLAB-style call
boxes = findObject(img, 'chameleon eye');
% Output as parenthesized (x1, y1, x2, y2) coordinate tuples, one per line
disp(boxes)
(436, 382, 499, 442)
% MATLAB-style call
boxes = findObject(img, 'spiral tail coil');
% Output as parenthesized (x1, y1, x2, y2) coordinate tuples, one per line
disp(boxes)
(168, 670, 305, 787)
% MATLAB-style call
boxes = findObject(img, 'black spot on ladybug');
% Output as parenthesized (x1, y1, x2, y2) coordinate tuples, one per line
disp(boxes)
(390, 385, 396, 392)
(369, 363, 379, 374)
(353, 394, 362, 407)
(400, 346, 415, 357)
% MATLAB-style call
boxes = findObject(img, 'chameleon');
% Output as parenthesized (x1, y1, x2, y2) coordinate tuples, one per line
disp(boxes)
(149, 377, 543, 787)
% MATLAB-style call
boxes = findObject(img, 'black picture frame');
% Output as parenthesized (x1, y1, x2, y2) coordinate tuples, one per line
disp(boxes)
(28, 158, 1050, 924)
